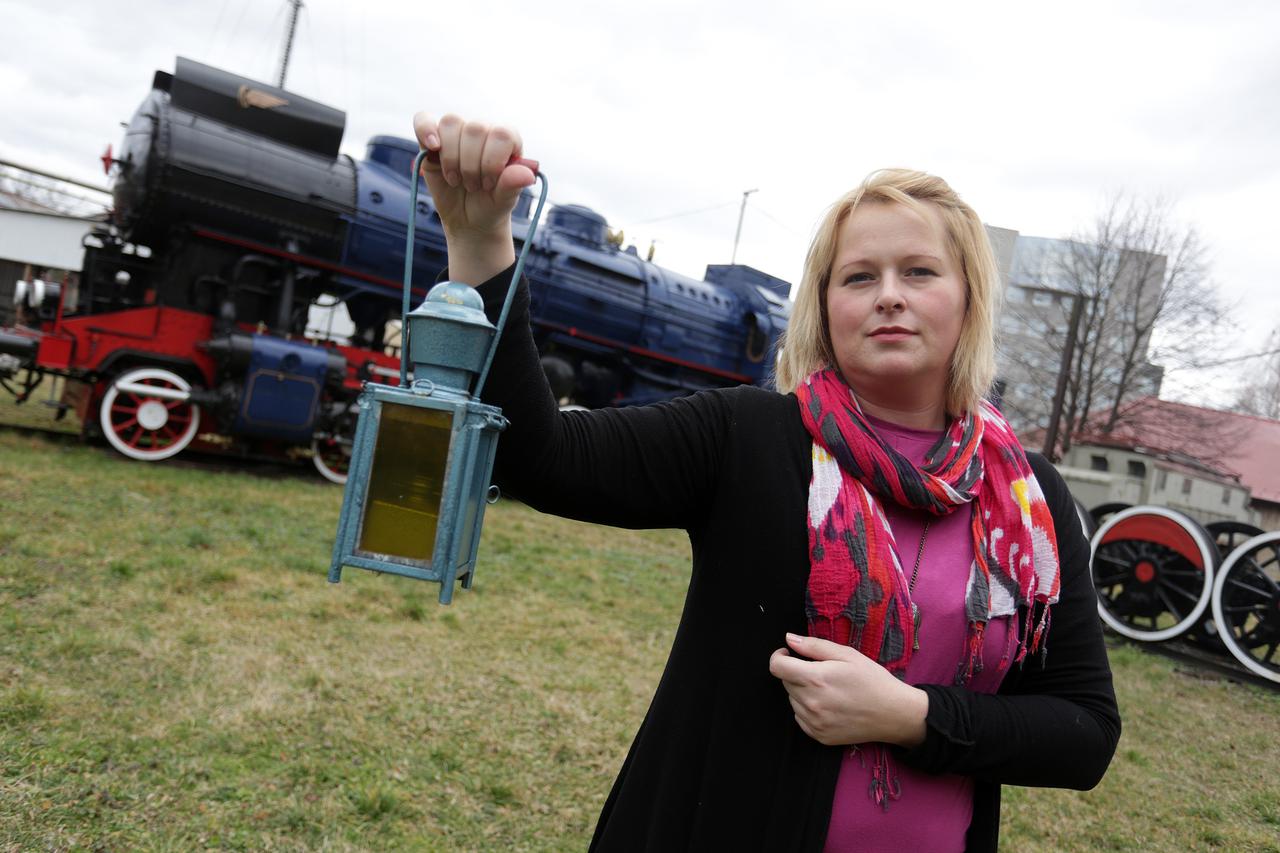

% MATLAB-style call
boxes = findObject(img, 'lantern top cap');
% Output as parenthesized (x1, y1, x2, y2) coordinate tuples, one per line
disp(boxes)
(409, 281, 491, 326)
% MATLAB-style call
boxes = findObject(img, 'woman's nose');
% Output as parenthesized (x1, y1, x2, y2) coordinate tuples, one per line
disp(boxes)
(874, 275, 905, 313)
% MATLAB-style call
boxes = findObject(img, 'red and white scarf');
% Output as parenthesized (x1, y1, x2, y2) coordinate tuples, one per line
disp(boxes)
(797, 368, 1060, 686)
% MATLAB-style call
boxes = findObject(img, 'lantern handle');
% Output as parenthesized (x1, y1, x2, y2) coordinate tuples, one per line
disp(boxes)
(403, 149, 550, 394)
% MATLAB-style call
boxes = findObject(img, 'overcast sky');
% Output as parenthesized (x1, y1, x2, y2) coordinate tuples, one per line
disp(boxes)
(4, 0, 1277, 402)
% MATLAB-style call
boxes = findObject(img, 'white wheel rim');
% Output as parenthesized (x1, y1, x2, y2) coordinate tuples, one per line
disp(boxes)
(1211, 532, 1280, 683)
(311, 436, 349, 484)
(1090, 505, 1216, 642)
(99, 367, 201, 462)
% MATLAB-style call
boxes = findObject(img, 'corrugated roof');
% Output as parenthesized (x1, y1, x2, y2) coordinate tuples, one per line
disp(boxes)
(1074, 398, 1280, 506)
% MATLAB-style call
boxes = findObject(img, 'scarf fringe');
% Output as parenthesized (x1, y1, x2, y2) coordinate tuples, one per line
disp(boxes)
(1016, 600, 1054, 667)
(861, 744, 902, 811)
(955, 620, 987, 686)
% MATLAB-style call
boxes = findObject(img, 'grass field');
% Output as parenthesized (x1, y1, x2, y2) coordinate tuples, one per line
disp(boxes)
(1, 416, 1278, 852)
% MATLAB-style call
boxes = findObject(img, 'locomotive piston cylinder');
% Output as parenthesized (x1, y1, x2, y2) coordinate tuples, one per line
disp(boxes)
(0, 331, 38, 361)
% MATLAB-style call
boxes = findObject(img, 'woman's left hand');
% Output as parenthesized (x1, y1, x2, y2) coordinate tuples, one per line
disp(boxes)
(768, 633, 929, 747)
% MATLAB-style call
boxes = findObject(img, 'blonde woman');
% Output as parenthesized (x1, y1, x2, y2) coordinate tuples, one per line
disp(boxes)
(412, 113, 1119, 853)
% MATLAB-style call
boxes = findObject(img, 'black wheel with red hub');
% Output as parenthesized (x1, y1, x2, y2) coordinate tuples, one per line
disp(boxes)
(1212, 532, 1280, 684)
(1090, 506, 1218, 642)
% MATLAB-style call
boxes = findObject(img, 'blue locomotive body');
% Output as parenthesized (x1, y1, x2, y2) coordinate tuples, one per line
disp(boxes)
(345, 134, 792, 406)
(2, 57, 791, 479)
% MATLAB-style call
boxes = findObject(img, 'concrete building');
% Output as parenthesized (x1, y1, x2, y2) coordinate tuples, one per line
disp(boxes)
(1057, 441, 1255, 527)
(991, 233, 1165, 436)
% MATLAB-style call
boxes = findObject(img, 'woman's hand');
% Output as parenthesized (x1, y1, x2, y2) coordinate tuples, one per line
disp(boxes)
(768, 633, 929, 748)
(412, 112, 536, 285)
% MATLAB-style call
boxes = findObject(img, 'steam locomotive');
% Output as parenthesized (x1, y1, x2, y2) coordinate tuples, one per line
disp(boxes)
(0, 57, 792, 481)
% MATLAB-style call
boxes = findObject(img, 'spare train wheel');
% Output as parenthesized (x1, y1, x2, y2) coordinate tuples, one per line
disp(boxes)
(1089, 505, 1218, 642)
(98, 366, 201, 462)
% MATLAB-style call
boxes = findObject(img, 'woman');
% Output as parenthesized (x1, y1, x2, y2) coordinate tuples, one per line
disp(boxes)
(411, 113, 1119, 852)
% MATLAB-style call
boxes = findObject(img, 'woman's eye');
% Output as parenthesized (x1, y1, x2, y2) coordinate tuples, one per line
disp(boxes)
(905, 267, 938, 278)
(844, 273, 874, 285)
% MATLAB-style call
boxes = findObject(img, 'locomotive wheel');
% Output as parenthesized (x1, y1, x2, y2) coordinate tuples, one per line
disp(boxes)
(99, 367, 201, 462)
(1206, 520, 1266, 557)
(311, 433, 351, 485)
(1073, 496, 1098, 541)
(310, 395, 358, 485)
(1188, 521, 1267, 648)
(1090, 506, 1217, 642)
(1211, 532, 1280, 683)
(1090, 502, 1131, 529)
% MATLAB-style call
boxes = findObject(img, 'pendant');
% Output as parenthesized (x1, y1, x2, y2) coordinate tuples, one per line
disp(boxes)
(911, 602, 921, 651)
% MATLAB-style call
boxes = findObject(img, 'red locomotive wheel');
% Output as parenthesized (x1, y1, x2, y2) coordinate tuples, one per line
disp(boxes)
(98, 367, 201, 462)
(311, 433, 351, 484)
(1090, 505, 1217, 642)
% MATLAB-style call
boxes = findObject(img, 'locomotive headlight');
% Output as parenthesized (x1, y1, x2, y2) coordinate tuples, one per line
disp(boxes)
(328, 283, 507, 604)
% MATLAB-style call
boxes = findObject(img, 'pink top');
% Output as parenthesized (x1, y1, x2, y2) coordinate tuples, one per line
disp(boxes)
(822, 415, 1018, 853)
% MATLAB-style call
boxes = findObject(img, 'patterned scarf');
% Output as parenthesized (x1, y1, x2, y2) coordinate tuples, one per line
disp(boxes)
(797, 367, 1060, 687)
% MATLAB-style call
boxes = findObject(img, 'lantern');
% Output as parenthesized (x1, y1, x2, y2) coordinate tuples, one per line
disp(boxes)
(329, 149, 545, 603)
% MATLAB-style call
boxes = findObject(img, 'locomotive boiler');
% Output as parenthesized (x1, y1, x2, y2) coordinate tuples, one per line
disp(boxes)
(0, 57, 792, 481)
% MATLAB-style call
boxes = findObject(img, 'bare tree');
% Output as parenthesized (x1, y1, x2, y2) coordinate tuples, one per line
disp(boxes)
(1231, 329, 1280, 420)
(1000, 194, 1228, 456)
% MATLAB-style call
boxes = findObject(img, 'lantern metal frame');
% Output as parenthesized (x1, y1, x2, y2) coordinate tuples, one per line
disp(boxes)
(328, 149, 547, 603)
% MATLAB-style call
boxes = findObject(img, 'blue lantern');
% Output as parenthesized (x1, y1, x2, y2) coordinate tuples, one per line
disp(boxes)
(329, 150, 546, 603)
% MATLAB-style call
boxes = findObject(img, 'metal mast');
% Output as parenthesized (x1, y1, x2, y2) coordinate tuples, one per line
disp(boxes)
(276, 0, 304, 89)
(731, 188, 758, 264)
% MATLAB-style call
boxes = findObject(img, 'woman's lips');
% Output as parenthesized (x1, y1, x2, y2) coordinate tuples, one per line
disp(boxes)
(869, 327, 916, 341)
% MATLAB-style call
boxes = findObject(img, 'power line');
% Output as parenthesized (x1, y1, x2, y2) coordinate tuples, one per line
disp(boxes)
(621, 200, 737, 229)
(751, 204, 805, 237)
(1173, 347, 1280, 370)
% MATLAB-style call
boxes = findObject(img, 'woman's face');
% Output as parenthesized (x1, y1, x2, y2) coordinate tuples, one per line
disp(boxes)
(825, 201, 968, 405)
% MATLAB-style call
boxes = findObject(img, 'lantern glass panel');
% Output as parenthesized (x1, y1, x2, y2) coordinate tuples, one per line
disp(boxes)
(357, 403, 453, 562)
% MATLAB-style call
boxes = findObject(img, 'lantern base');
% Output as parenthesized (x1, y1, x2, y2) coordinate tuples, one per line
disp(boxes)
(327, 380, 505, 605)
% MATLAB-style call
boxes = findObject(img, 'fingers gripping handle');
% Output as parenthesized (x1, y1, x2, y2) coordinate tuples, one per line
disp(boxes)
(403, 148, 549, 394)
(420, 148, 540, 176)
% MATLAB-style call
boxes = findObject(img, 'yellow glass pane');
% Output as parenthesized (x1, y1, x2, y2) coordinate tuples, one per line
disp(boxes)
(357, 402, 453, 563)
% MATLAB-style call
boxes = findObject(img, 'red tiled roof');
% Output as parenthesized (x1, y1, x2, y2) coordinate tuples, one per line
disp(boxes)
(1074, 397, 1280, 505)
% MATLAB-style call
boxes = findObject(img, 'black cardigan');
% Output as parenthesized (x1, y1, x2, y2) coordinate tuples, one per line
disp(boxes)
(473, 268, 1120, 852)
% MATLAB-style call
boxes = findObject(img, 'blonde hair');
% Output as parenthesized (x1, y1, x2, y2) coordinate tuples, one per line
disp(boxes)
(774, 169, 1000, 415)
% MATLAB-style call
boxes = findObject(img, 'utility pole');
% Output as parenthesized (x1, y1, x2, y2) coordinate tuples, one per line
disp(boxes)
(730, 188, 757, 264)
(276, 0, 304, 89)
(1043, 292, 1086, 462)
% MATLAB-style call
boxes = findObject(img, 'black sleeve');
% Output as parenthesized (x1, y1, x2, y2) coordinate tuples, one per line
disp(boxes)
(896, 452, 1121, 790)
(470, 264, 732, 530)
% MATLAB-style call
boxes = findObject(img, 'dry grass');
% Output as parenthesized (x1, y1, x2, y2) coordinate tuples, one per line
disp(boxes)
(0, 422, 1278, 852)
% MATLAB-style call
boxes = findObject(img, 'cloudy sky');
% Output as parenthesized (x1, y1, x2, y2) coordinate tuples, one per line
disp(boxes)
(4, 0, 1278, 401)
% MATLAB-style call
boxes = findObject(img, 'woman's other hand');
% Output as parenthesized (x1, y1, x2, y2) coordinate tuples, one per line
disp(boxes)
(768, 633, 928, 748)
(412, 112, 536, 285)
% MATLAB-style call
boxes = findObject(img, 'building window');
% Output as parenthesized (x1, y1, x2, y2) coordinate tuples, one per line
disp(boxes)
(1222, 488, 1231, 505)
(1090, 455, 1109, 472)
(1127, 460, 1146, 479)
(1156, 469, 1167, 490)
(1182, 477, 1193, 495)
